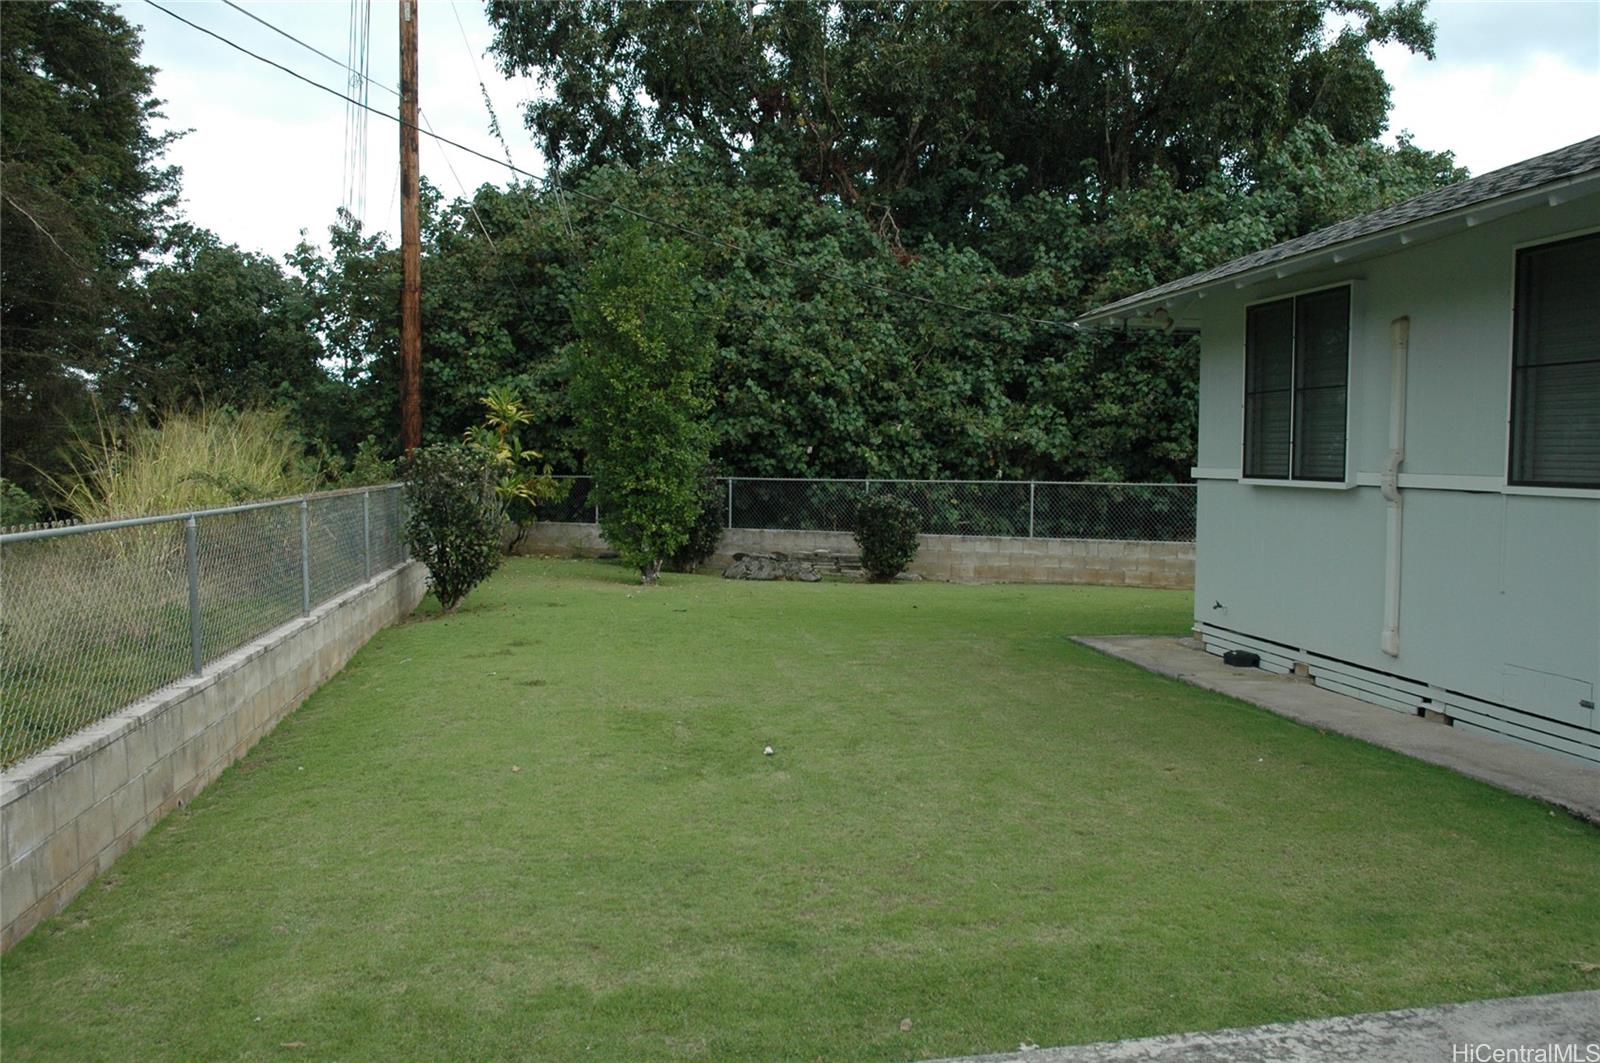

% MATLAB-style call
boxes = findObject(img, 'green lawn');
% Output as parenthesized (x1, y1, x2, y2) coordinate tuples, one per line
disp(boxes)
(3, 558, 1596, 1060)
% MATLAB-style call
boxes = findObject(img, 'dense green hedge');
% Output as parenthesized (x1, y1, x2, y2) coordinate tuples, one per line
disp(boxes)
(854, 494, 922, 582)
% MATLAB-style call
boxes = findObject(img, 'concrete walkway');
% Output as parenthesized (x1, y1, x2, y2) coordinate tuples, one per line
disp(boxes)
(924, 990, 1600, 1062)
(1073, 636, 1600, 824)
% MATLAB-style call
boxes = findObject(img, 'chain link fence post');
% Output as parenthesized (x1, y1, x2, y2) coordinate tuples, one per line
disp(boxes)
(185, 515, 204, 676)
(362, 488, 372, 582)
(299, 499, 311, 617)
(1028, 482, 1036, 538)
(727, 477, 735, 529)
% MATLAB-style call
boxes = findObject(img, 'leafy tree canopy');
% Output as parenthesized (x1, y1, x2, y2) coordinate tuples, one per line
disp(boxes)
(253, 118, 1461, 486)
(1, 0, 1467, 511)
(105, 224, 332, 421)
(487, 0, 1436, 246)
(1, 0, 179, 493)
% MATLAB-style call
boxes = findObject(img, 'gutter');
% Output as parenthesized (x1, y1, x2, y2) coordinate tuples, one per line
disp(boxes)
(1078, 168, 1600, 328)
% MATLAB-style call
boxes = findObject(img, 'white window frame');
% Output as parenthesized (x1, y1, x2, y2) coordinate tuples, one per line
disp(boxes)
(1238, 281, 1360, 490)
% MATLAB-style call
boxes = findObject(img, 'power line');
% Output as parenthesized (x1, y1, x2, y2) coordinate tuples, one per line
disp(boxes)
(220, 0, 502, 250)
(146, 0, 1085, 333)
(225, 0, 528, 235)
(221, 0, 394, 98)
(218, 0, 562, 345)
(445, 0, 566, 247)
(339, 0, 372, 223)
(221, 1, 582, 397)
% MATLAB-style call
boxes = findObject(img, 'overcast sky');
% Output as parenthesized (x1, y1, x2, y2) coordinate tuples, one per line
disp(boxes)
(120, 0, 1600, 259)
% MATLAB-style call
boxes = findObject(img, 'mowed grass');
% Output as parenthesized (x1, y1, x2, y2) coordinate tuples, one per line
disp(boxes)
(2, 558, 1596, 1060)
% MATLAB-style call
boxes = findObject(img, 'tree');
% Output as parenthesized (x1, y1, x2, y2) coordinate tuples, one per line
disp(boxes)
(486, 0, 1435, 245)
(288, 211, 401, 456)
(282, 125, 1455, 487)
(1, 0, 180, 495)
(287, 183, 584, 465)
(570, 227, 715, 583)
(105, 225, 336, 429)
(469, 1, 1458, 492)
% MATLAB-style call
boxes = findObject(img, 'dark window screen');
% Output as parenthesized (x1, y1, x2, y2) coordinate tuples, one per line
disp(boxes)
(1244, 300, 1294, 478)
(1244, 286, 1348, 481)
(1510, 234, 1600, 489)
(1293, 287, 1350, 481)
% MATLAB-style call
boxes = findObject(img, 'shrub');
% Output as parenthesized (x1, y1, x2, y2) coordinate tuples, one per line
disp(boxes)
(52, 407, 316, 520)
(1, 478, 42, 526)
(463, 385, 567, 553)
(854, 493, 920, 581)
(570, 226, 715, 584)
(669, 468, 725, 572)
(403, 443, 503, 613)
(337, 436, 398, 487)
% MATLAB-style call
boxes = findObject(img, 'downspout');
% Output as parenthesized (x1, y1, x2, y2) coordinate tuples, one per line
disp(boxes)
(1381, 317, 1409, 657)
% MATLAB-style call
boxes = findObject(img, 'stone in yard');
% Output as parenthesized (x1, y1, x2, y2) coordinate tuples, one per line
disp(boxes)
(722, 552, 822, 582)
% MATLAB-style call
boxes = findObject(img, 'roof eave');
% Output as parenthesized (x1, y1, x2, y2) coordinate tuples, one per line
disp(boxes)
(1075, 168, 1600, 328)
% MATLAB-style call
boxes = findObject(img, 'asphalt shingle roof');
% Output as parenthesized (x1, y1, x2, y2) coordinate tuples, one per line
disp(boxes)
(1080, 134, 1600, 323)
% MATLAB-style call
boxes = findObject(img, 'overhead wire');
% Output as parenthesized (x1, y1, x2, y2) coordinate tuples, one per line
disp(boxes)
(149, 0, 1085, 333)
(445, 0, 571, 247)
(221, 0, 497, 248)
(338, 0, 371, 223)
(216, 0, 557, 338)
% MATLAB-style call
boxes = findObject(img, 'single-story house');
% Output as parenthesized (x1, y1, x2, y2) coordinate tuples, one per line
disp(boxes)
(1079, 135, 1600, 765)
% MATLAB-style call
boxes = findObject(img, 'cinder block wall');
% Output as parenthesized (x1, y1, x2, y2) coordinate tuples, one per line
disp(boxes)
(0, 562, 428, 952)
(513, 523, 1194, 589)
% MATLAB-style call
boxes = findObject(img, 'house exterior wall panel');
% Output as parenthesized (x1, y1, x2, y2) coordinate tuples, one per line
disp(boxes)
(1191, 196, 1600, 763)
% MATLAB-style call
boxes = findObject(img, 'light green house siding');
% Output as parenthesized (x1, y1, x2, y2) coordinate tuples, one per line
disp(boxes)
(1191, 197, 1600, 762)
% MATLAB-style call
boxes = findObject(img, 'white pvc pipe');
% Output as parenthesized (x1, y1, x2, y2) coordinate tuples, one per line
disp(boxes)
(1381, 317, 1410, 657)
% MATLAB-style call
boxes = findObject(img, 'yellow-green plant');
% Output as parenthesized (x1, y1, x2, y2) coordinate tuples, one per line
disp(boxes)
(52, 407, 317, 521)
(463, 385, 567, 551)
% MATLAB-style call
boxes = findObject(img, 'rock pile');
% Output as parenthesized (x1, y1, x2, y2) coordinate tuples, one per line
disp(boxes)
(721, 552, 822, 582)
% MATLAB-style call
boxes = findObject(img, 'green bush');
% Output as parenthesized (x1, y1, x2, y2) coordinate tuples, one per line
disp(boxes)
(854, 494, 921, 582)
(1, 478, 42, 526)
(403, 443, 503, 613)
(337, 436, 398, 487)
(669, 468, 725, 573)
(463, 385, 567, 553)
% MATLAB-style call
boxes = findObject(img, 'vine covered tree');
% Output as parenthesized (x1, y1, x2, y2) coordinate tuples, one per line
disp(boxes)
(569, 227, 715, 584)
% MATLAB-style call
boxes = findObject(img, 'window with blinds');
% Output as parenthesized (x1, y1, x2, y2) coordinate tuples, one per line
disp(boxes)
(1243, 285, 1350, 482)
(1510, 233, 1600, 489)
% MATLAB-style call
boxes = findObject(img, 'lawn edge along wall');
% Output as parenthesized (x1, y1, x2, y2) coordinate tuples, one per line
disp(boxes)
(513, 523, 1195, 589)
(0, 561, 427, 951)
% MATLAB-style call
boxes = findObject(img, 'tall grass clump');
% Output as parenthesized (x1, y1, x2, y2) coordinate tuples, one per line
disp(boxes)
(54, 407, 317, 521)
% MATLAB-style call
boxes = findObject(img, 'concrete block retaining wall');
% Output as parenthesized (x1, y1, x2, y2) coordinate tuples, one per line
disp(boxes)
(512, 523, 1194, 589)
(0, 561, 427, 952)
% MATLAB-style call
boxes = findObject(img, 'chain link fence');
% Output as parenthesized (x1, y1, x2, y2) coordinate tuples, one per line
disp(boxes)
(546, 476, 1195, 542)
(0, 485, 406, 769)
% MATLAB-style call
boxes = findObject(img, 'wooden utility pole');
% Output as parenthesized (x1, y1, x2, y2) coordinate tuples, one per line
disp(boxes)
(398, 0, 422, 454)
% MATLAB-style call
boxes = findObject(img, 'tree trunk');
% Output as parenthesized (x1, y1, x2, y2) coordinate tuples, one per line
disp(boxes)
(641, 559, 663, 585)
